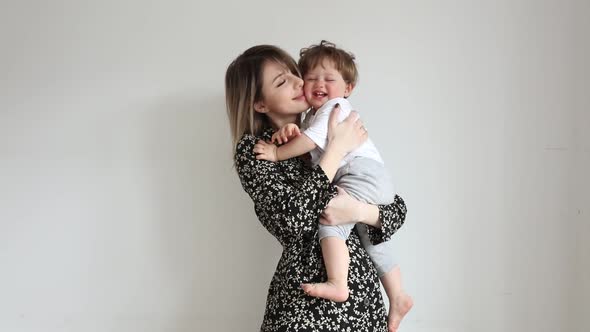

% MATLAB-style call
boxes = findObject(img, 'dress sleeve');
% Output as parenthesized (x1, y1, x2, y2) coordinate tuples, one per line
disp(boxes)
(235, 134, 337, 245)
(366, 195, 408, 245)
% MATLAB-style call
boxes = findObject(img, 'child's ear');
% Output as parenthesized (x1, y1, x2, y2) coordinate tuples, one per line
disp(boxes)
(344, 83, 355, 98)
(254, 101, 268, 113)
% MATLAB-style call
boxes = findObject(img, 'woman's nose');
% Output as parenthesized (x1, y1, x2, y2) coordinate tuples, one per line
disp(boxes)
(295, 76, 303, 88)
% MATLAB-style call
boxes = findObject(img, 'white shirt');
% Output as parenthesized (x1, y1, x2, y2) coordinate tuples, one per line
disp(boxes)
(301, 97, 384, 167)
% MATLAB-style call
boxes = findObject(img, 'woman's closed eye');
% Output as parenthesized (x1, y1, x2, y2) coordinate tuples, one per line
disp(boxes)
(277, 80, 286, 87)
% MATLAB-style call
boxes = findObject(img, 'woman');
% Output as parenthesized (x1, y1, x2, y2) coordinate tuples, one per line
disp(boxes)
(225, 44, 407, 332)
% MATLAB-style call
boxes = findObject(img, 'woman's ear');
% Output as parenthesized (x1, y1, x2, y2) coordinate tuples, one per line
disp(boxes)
(254, 101, 268, 113)
(344, 83, 355, 98)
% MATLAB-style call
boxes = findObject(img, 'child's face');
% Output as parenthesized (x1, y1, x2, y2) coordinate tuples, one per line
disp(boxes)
(303, 59, 353, 110)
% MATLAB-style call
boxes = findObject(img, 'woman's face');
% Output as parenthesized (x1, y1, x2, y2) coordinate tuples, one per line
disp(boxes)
(255, 61, 310, 127)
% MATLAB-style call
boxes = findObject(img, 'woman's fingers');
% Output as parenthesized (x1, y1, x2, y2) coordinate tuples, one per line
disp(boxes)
(345, 110, 361, 124)
(347, 111, 368, 139)
(320, 187, 361, 225)
(335, 186, 347, 196)
(327, 103, 342, 133)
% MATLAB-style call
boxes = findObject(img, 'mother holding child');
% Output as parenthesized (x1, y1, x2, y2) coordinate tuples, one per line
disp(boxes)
(225, 41, 413, 332)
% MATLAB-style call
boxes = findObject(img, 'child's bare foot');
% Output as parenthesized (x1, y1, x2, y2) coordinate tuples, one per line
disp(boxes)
(387, 292, 413, 332)
(301, 281, 349, 302)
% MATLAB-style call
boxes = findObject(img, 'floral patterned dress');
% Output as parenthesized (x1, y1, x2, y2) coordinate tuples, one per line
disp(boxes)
(235, 129, 407, 332)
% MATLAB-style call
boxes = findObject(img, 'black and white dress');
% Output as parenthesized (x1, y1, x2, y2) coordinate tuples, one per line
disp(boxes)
(235, 128, 407, 332)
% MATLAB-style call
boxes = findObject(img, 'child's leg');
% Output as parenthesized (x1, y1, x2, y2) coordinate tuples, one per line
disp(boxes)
(302, 165, 355, 302)
(343, 157, 413, 331)
(302, 223, 355, 302)
(357, 226, 413, 331)
(380, 265, 414, 332)
(301, 236, 350, 302)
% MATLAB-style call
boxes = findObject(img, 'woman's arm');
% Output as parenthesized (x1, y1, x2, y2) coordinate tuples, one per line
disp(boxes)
(368, 195, 407, 244)
(319, 106, 366, 181)
(320, 189, 407, 245)
(235, 108, 367, 245)
(236, 134, 336, 245)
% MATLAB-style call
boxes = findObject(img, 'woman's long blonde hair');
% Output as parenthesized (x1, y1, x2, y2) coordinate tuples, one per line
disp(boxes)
(225, 45, 301, 151)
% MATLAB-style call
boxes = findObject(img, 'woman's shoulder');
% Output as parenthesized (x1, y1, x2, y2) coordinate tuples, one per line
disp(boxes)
(235, 133, 260, 160)
(236, 133, 256, 153)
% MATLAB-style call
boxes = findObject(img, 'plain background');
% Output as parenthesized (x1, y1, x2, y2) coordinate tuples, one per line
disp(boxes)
(1, 0, 588, 331)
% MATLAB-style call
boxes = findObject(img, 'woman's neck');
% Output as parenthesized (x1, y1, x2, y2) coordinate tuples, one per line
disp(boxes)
(268, 114, 299, 130)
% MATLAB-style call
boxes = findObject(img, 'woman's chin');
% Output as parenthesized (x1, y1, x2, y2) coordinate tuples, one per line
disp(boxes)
(296, 101, 311, 112)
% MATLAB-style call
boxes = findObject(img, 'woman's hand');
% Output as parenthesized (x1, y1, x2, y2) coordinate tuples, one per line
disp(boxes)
(320, 187, 362, 226)
(326, 104, 368, 157)
(318, 104, 369, 182)
(320, 187, 383, 229)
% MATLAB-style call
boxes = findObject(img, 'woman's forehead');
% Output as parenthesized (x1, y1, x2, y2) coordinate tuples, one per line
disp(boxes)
(263, 60, 298, 84)
(264, 60, 291, 73)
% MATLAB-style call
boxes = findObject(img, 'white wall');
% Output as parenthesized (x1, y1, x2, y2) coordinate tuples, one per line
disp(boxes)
(573, 1, 590, 331)
(0, 1, 585, 331)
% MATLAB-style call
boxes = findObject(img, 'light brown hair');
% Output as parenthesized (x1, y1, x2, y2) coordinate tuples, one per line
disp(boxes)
(298, 40, 358, 85)
(225, 45, 301, 151)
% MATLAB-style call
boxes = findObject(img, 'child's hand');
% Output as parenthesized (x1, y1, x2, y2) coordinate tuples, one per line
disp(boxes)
(253, 140, 279, 162)
(271, 123, 301, 144)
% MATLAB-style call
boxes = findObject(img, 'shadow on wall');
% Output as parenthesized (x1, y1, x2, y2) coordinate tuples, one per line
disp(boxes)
(142, 93, 280, 331)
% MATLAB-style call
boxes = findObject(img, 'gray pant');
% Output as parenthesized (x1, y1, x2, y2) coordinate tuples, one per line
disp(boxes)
(318, 157, 396, 277)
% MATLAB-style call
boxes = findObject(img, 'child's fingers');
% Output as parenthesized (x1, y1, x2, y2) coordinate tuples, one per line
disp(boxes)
(254, 141, 269, 154)
(257, 139, 270, 146)
(253, 145, 264, 154)
(273, 134, 282, 144)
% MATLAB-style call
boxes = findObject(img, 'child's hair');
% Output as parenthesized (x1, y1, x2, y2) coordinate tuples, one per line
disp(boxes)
(298, 40, 358, 85)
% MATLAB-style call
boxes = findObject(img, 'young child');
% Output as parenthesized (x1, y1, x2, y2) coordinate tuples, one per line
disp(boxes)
(254, 41, 412, 332)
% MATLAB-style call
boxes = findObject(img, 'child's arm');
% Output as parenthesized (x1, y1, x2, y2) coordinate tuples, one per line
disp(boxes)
(277, 134, 316, 160)
(254, 134, 317, 162)
(271, 123, 301, 144)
